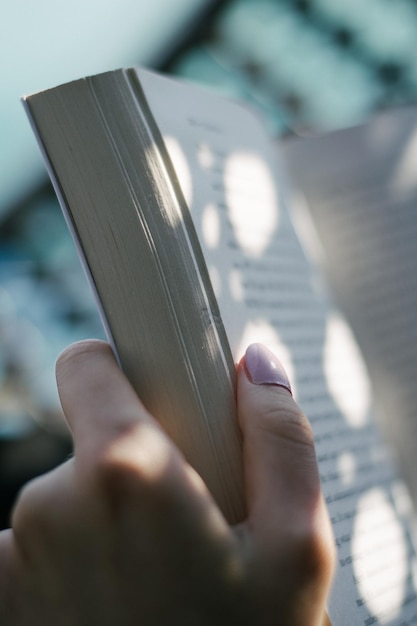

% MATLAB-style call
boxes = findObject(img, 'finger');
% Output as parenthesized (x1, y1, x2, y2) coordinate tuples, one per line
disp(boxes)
(238, 343, 320, 527)
(55, 340, 219, 524)
(237, 344, 334, 590)
(56, 340, 168, 461)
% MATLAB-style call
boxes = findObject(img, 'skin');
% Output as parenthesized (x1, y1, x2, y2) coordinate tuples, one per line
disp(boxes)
(0, 340, 335, 625)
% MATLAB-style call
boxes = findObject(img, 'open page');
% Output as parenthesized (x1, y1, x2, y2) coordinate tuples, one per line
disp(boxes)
(283, 108, 417, 512)
(139, 69, 417, 626)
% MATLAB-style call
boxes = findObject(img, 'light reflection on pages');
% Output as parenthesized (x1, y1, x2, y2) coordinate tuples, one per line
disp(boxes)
(136, 67, 417, 624)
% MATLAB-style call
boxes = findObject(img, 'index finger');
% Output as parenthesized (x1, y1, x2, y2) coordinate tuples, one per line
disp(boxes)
(55, 339, 226, 530)
(56, 340, 163, 459)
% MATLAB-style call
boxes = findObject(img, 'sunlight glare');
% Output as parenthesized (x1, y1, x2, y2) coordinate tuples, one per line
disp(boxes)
(225, 151, 278, 257)
(337, 451, 356, 485)
(163, 135, 193, 209)
(110, 422, 172, 482)
(202, 203, 220, 248)
(324, 313, 371, 427)
(353, 488, 407, 623)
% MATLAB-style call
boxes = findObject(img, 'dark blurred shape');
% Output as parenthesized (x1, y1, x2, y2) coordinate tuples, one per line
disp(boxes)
(0, 430, 72, 529)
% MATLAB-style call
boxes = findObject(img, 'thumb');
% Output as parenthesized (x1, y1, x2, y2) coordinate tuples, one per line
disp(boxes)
(238, 344, 320, 527)
(237, 343, 334, 581)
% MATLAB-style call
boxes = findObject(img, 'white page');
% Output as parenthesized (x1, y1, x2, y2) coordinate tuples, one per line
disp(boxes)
(138, 70, 417, 625)
(283, 108, 417, 510)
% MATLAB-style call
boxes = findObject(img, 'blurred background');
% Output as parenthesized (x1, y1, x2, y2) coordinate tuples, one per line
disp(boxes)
(2, 0, 417, 528)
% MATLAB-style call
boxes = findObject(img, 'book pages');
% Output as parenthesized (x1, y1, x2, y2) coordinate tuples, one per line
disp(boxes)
(283, 107, 417, 506)
(139, 70, 417, 626)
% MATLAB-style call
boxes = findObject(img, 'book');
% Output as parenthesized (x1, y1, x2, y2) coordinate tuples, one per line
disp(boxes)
(23, 67, 417, 625)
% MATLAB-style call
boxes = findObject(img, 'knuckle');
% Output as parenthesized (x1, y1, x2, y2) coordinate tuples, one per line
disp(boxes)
(91, 433, 179, 516)
(94, 450, 149, 499)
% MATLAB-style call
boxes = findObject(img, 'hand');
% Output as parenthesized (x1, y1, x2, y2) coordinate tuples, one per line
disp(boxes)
(0, 340, 334, 625)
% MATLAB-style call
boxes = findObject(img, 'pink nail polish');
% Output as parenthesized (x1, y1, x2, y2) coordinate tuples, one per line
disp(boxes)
(244, 344, 292, 394)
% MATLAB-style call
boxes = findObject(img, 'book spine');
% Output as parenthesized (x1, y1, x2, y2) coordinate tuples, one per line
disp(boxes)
(24, 70, 246, 523)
